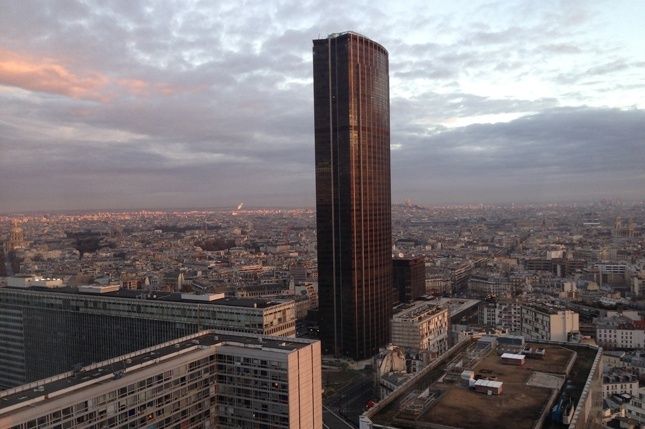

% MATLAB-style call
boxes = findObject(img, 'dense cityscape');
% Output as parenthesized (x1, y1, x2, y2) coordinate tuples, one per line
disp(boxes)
(1, 2, 644, 429)
(1, 198, 644, 428)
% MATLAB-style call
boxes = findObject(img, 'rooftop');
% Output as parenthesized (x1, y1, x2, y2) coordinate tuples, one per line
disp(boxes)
(597, 316, 645, 330)
(1, 285, 289, 309)
(604, 370, 638, 384)
(314, 31, 389, 53)
(393, 302, 446, 322)
(327, 31, 369, 39)
(522, 303, 569, 315)
(365, 339, 600, 429)
(420, 296, 480, 319)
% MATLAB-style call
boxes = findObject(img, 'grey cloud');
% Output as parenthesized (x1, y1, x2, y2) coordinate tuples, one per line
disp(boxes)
(0, 1, 643, 211)
(556, 60, 645, 85)
(392, 108, 645, 203)
(540, 43, 583, 54)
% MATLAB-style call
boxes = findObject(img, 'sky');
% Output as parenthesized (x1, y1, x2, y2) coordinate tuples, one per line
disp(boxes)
(1, 0, 644, 212)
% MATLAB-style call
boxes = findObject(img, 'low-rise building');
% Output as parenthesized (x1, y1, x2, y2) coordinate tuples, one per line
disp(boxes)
(468, 273, 514, 298)
(425, 273, 451, 295)
(603, 370, 640, 399)
(623, 351, 645, 379)
(479, 297, 522, 334)
(596, 317, 645, 349)
(623, 387, 645, 423)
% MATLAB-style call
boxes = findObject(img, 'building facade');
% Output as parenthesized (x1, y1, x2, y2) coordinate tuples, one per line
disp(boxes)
(391, 303, 448, 357)
(0, 331, 322, 429)
(0, 286, 296, 388)
(313, 32, 392, 359)
(468, 274, 514, 298)
(621, 387, 645, 423)
(603, 370, 639, 399)
(520, 305, 580, 342)
(479, 298, 522, 334)
(425, 273, 451, 295)
(392, 257, 425, 304)
(596, 317, 645, 349)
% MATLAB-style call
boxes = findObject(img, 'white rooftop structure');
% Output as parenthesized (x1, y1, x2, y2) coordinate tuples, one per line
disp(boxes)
(474, 379, 503, 389)
(501, 353, 526, 360)
(180, 292, 226, 302)
(78, 284, 121, 294)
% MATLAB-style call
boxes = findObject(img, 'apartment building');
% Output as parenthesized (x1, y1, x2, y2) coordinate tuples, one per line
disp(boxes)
(520, 304, 579, 342)
(391, 302, 449, 357)
(603, 370, 639, 399)
(425, 273, 451, 295)
(468, 274, 514, 298)
(0, 331, 322, 429)
(622, 387, 645, 423)
(479, 298, 522, 334)
(596, 317, 645, 349)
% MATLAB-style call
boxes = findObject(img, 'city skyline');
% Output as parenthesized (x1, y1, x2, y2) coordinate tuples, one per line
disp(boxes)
(1, 1, 645, 212)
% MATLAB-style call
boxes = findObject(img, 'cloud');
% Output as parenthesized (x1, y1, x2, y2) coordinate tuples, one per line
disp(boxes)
(0, 49, 109, 100)
(0, 49, 188, 101)
(391, 107, 645, 203)
(0, 0, 643, 211)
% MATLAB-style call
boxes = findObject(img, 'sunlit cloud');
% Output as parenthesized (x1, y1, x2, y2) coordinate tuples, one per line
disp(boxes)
(0, 0, 643, 211)
(0, 49, 184, 102)
(0, 49, 109, 101)
(441, 112, 532, 128)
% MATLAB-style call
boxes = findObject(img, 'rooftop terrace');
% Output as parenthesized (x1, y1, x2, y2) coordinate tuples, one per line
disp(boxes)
(364, 339, 601, 429)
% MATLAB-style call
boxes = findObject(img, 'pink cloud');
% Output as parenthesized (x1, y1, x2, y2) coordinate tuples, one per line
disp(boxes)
(117, 78, 180, 97)
(0, 49, 179, 101)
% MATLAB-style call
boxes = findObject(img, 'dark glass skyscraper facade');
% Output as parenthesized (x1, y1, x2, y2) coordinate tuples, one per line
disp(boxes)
(313, 32, 392, 360)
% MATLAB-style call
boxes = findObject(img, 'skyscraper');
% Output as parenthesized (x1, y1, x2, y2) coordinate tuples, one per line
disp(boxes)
(313, 32, 392, 360)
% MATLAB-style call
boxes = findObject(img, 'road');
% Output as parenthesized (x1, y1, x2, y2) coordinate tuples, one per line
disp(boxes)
(325, 374, 375, 428)
(323, 406, 355, 429)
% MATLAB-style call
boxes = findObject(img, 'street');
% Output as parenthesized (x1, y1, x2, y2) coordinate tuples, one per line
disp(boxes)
(324, 371, 376, 428)
(323, 406, 355, 429)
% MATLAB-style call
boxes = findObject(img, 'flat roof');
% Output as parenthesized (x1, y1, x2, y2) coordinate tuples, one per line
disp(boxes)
(1, 286, 289, 309)
(327, 31, 369, 39)
(366, 340, 600, 429)
(501, 353, 525, 360)
(0, 330, 317, 418)
(393, 302, 446, 321)
(474, 379, 503, 388)
(522, 303, 568, 315)
(314, 31, 388, 53)
(422, 297, 480, 318)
